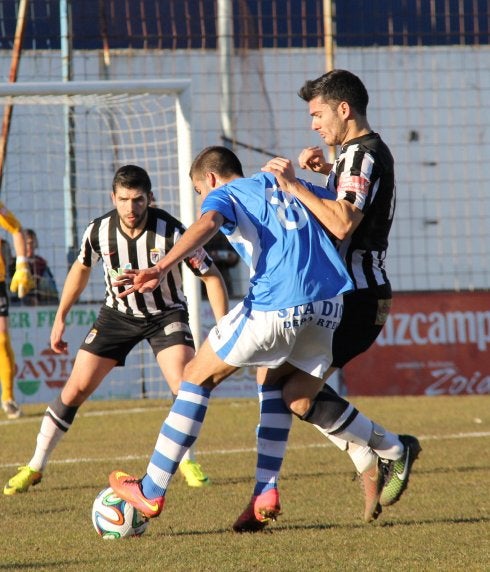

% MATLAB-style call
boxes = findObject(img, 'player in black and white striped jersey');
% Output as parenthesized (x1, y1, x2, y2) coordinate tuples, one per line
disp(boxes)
(3, 165, 229, 496)
(79, 198, 211, 318)
(251, 70, 419, 529)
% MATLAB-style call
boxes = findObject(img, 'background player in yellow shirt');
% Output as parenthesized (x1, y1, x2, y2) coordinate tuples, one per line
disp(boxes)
(0, 201, 34, 418)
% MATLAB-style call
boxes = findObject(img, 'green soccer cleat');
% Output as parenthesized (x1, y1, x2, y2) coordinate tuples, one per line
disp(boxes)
(4, 465, 43, 495)
(179, 460, 210, 488)
(380, 434, 422, 507)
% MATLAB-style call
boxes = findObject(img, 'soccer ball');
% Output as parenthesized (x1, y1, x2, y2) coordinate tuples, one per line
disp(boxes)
(92, 486, 148, 539)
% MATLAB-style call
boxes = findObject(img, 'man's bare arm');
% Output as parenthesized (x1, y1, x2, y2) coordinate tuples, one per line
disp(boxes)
(262, 156, 363, 240)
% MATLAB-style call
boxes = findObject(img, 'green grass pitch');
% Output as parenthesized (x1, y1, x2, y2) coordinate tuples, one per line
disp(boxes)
(1, 394, 488, 571)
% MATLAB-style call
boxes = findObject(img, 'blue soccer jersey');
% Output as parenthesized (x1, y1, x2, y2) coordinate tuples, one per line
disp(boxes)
(201, 172, 353, 310)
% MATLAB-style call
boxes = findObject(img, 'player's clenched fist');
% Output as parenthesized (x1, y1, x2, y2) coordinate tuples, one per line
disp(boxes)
(298, 146, 332, 175)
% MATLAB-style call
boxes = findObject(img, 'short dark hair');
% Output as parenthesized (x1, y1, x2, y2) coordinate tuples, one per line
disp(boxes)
(25, 228, 38, 248)
(190, 146, 244, 180)
(112, 164, 152, 194)
(298, 69, 369, 116)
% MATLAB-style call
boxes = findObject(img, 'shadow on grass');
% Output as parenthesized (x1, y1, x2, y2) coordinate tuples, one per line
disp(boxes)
(414, 465, 490, 475)
(147, 514, 490, 538)
(0, 561, 93, 570)
(376, 515, 490, 527)
(210, 469, 355, 487)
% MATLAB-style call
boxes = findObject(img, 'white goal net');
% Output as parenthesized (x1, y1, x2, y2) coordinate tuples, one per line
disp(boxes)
(0, 80, 200, 402)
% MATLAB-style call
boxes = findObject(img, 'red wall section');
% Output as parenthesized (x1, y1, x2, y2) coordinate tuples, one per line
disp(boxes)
(343, 291, 490, 396)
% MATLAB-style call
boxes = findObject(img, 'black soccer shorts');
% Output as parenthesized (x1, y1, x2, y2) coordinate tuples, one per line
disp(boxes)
(332, 288, 392, 368)
(0, 282, 9, 317)
(79, 305, 195, 366)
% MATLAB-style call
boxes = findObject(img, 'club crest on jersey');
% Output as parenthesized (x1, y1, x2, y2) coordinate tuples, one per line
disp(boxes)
(84, 328, 97, 344)
(150, 248, 162, 265)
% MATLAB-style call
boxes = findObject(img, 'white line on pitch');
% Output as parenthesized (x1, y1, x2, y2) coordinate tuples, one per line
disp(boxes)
(0, 431, 488, 470)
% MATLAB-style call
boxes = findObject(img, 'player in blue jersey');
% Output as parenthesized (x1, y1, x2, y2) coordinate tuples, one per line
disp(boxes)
(108, 147, 417, 531)
(237, 69, 420, 530)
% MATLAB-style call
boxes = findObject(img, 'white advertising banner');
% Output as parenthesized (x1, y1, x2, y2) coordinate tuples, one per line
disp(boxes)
(11, 301, 259, 404)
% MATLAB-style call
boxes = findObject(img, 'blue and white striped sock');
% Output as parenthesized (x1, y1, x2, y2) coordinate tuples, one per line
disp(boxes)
(141, 381, 210, 498)
(253, 383, 292, 496)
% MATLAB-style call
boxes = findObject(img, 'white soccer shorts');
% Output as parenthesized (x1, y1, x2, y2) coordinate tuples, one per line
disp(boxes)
(207, 296, 343, 378)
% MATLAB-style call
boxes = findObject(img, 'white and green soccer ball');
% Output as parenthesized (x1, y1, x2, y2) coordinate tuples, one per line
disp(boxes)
(92, 486, 148, 539)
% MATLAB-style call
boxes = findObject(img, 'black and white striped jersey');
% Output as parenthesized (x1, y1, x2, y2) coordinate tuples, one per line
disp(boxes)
(77, 207, 213, 317)
(327, 132, 395, 295)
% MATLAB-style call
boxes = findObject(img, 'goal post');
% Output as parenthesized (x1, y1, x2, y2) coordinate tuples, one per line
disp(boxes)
(0, 79, 203, 401)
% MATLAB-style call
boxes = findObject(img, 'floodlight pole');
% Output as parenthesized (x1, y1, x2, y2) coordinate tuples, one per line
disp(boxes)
(0, 0, 29, 195)
(323, 0, 337, 165)
(218, 0, 235, 148)
(60, 0, 79, 266)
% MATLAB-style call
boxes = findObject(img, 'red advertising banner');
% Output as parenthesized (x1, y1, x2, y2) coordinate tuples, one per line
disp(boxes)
(342, 290, 490, 396)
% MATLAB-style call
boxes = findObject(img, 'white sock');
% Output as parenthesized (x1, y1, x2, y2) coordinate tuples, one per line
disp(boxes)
(180, 445, 196, 463)
(326, 434, 349, 451)
(348, 443, 378, 473)
(330, 411, 403, 461)
(28, 415, 66, 471)
(315, 425, 377, 472)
